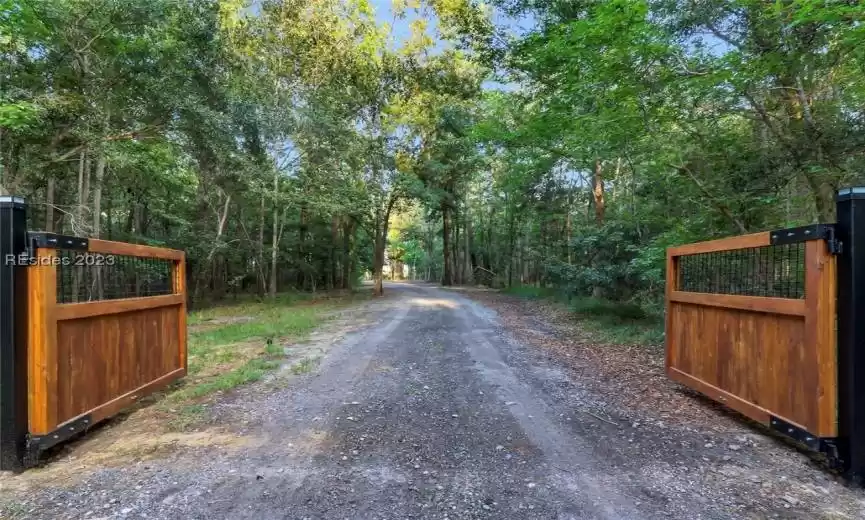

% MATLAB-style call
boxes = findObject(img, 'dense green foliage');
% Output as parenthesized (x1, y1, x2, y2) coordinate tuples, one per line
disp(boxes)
(3, 0, 864, 314)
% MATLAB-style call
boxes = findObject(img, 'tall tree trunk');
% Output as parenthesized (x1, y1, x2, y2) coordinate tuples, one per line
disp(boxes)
(802, 171, 836, 223)
(341, 218, 354, 289)
(593, 158, 605, 225)
(373, 228, 385, 296)
(538, 218, 546, 286)
(269, 207, 279, 298)
(507, 202, 515, 288)
(92, 152, 106, 237)
(269, 171, 280, 298)
(565, 192, 572, 264)
(298, 205, 308, 289)
(441, 201, 453, 286)
(125, 192, 135, 235)
(76, 149, 87, 234)
(453, 206, 461, 285)
(329, 215, 339, 290)
(194, 194, 231, 300)
(426, 218, 434, 281)
(45, 176, 55, 232)
(592, 158, 606, 298)
(72, 149, 90, 301)
(106, 190, 113, 240)
(373, 198, 396, 296)
(91, 150, 107, 299)
(258, 190, 266, 295)
(464, 204, 473, 285)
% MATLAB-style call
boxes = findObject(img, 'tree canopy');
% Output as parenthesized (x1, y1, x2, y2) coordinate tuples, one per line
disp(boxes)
(3, 0, 864, 307)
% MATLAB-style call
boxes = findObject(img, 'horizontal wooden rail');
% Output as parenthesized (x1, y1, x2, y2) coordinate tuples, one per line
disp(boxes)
(87, 239, 184, 260)
(667, 231, 770, 257)
(55, 367, 185, 428)
(55, 294, 184, 321)
(668, 367, 774, 425)
(669, 291, 806, 316)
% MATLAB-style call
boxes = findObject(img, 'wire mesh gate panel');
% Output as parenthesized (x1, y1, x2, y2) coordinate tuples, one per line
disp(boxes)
(666, 229, 837, 441)
(26, 235, 187, 444)
(0, 196, 188, 469)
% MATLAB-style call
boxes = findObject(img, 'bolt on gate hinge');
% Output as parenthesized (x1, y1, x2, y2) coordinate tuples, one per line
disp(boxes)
(769, 224, 842, 255)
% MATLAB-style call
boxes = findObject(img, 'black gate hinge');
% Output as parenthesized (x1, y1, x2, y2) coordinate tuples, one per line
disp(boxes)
(769, 224, 842, 255)
(825, 226, 843, 255)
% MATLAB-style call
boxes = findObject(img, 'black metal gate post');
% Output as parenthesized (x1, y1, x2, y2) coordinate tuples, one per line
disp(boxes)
(836, 187, 865, 482)
(0, 196, 28, 470)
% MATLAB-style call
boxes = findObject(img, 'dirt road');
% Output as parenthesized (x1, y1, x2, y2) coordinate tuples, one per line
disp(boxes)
(3, 283, 863, 519)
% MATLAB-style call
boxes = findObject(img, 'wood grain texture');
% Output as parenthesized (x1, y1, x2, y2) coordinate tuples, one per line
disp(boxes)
(87, 239, 184, 260)
(668, 302, 818, 431)
(28, 248, 188, 434)
(806, 240, 838, 436)
(27, 248, 58, 435)
(669, 367, 773, 425)
(172, 256, 188, 372)
(666, 233, 838, 438)
(88, 367, 185, 424)
(669, 291, 807, 316)
(55, 294, 184, 321)
(666, 231, 770, 257)
(50, 368, 185, 433)
(55, 306, 181, 425)
(665, 250, 678, 372)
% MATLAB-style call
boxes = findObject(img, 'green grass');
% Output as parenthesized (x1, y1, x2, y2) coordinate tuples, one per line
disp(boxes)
(168, 358, 282, 403)
(503, 286, 664, 345)
(569, 297, 647, 320)
(265, 341, 284, 356)
(186, 293, 353, 376)
(157, 290, 369, 429)
(576, 312, 665, 345)
(167, 403, 208, 431)
(288, 356, 320, 375)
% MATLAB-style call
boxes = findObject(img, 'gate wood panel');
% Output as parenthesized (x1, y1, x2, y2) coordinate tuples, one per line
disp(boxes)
(666, 231, 837, 437)
(27, 239, 187, 436)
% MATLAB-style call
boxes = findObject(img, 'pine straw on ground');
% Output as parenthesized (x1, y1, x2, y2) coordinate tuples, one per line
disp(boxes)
(454, 289, 865, 519)
(458, 290, 768, 435)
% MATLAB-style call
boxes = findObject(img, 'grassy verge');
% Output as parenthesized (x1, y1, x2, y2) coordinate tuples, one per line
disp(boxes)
(502, 286, 664, 345)
(159, 290, 369, 430)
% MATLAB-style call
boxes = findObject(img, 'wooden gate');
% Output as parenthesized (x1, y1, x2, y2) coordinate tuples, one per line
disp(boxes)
(666, 227, 837, 442)
(0, 196, 187, 469)
(27, 234, 187, 440)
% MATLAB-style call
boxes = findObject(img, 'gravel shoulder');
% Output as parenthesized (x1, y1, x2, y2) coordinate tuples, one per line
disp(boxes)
(449, 286, 865, 519)
(2, 283, 864, 519)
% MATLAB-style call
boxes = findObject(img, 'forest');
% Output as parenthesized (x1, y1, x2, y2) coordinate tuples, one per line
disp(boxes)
(3, 0, 864, 319)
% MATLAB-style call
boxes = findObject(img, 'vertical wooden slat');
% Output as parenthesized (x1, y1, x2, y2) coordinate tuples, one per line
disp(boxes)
(173, 256, 187, 373)
(715, 308, 733, 397)
(667, 234, 837, 438)
(28, 248, 58, 434)
(806, 239, 838, 437)
(665, 251, 678, 371)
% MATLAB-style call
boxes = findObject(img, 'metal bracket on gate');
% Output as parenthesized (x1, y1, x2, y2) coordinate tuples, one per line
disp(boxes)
(28, 232, 89, 251)
(769, 416, 822, 451)
(27, 414, 92, 456)
(769, 416, 843, 467)
(768, 416, 847, 466)
(769, 224, 842, 254)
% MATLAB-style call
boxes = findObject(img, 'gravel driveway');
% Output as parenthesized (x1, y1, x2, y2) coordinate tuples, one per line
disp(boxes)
(2, 283, 863, 519)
